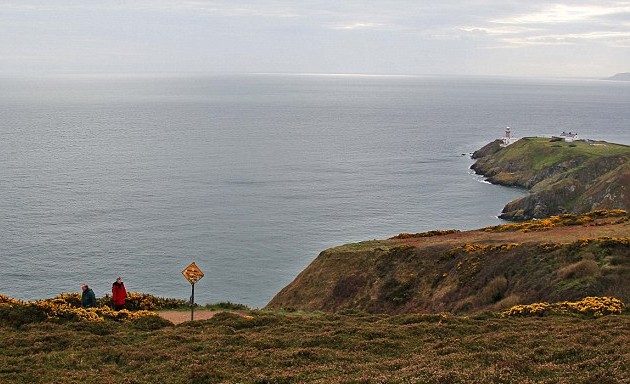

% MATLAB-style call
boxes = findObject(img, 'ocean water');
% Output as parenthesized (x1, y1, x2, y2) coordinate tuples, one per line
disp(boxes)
(1, 74, 629, 308)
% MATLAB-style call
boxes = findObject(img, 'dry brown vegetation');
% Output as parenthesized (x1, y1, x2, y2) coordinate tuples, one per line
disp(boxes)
(267, 212, 629, 314)
(1, 308, 628, 383)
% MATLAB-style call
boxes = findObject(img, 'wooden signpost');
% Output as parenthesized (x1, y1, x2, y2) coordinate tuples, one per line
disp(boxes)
(182, 262, 204, 321)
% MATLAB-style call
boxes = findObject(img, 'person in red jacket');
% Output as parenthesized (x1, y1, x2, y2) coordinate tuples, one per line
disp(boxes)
(112, 277, 127, 311)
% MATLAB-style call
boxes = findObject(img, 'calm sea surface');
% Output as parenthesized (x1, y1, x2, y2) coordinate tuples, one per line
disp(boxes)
(1, 74, 629, 307)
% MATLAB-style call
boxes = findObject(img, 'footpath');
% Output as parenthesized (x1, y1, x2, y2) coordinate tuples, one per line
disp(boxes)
(157, 310, 222, 324)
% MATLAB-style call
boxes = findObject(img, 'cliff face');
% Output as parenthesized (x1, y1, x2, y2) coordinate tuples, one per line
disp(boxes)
(266, 212, 630, 314)
(471, 137, 630, 220)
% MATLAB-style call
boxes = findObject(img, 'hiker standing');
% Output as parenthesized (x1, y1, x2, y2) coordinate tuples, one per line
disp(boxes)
(81, 284, 97, 308)
(112, 277, 127, 310)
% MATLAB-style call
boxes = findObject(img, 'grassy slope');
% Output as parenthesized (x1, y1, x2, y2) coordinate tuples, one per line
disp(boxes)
(1, 312, 628, 383)
(475, 137, 629, 175)
(266, 214, 630, 314)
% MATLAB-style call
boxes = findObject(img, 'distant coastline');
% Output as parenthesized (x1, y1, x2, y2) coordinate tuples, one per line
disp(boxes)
(604, 72, 630, 81)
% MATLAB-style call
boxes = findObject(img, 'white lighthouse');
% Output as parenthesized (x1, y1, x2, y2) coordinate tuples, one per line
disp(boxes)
(502, 126, 512, 146)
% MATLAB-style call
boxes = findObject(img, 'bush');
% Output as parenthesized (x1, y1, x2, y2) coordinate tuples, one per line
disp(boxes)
(494, 294, 521, 309)
(482, 210, 628, 233)
(0, 303, 47, 327)
(477, 277, 508, 305)
(501, 296, 625, 318)
(124, 292, 190, 310)
(205, 301, 250, 311)
(50, 292, 83, 307)
(130, 314, 173, 330)
(0, 293, 163, 323)
(558, 260, 600, 279)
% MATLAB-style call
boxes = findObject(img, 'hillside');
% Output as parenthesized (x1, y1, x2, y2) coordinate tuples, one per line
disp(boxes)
(266, 211, 629, 313)
(1, 310, 627, 383)
(470, 137, 630, 220)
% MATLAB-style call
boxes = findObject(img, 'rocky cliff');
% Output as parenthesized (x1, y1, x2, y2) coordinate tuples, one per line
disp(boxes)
(266, 211, 629, 314)
(471, 137, 630, 220)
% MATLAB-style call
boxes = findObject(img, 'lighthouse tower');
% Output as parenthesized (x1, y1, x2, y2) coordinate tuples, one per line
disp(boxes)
(502, 127, 512, 146)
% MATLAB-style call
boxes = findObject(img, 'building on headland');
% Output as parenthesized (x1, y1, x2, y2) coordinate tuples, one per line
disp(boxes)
(501, 126, 518, 146)
(552, 131, 579, 142)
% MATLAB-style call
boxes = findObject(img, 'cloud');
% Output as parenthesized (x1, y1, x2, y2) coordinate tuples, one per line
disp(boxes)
(492, 4, 630, 24)
(1, 1, 629, 76)
(330, 22, 385, 30)
(461, 1, 630, 48)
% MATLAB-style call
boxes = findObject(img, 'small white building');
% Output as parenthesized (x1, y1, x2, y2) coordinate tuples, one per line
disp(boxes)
(554, 131, 579, 142)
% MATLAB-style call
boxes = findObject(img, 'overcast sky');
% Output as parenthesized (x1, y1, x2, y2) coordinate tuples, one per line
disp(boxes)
(1, 1, 629, 77)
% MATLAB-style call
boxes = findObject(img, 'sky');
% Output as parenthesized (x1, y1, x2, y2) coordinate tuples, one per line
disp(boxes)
(1, 1, 629, 77)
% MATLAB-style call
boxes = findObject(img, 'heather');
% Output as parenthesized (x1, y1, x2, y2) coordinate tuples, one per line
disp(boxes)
(1, 305, 628, 383)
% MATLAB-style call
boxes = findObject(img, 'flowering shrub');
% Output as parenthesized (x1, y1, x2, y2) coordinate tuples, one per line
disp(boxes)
(448, 242, 522, 256)
(482, 210, 627, 233)
(586, 209, 627, 218)
(0, 294, 24, 306)
(33, 300, 103, 322)
(44, 292, 190, 310)
(501, 302, 552, 317)
(501, 297, 625, 318)
(92, 308, 161, 321)
(123, 292, 190, 310)
(1, 293, 165, 323)
(556, 297, 625, 317)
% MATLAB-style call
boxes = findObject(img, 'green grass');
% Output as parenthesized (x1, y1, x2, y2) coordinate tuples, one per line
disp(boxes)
(329, 240, 398, 253)
(1, 312, 628, 383)
(496, 137, 630, 171)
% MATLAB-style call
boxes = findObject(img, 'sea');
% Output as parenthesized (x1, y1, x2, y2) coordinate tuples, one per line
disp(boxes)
(1, 74, 629, 308)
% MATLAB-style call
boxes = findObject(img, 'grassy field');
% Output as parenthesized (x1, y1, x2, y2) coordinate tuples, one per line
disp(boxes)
(1, 310, 628, 384)
(492, 137, 630, 171)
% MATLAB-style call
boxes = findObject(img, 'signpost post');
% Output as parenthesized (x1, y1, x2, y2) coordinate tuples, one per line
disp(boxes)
(181, 262, 205, 321)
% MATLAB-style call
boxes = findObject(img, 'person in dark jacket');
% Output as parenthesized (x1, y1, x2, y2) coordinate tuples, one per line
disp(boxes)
(112, 277, 127, 311)
(81, 284, 97, 308)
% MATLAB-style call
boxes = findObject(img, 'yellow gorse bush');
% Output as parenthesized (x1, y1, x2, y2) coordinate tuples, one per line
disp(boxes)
(34, 300, 160, 322)
(1, 293, 163, 322)
(482, 210, 627, 233)
(0, 294, 25, 306)
(502, 297, 625, 318)
(43, 291, 190, 310)
(123, 292, 189, 310)
(34, 300, 103, 321)
(448, 242, 522, 256)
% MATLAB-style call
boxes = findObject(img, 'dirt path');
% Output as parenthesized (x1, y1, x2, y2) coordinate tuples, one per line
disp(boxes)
(393, 218, 629, 248)
(157, 309, 224, 324)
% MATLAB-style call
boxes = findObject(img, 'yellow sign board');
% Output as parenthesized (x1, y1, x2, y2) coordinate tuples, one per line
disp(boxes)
(182, 262, 204, 285)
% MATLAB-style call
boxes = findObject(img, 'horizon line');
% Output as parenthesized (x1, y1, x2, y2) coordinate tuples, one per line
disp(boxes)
(0, 71, 612, 81)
